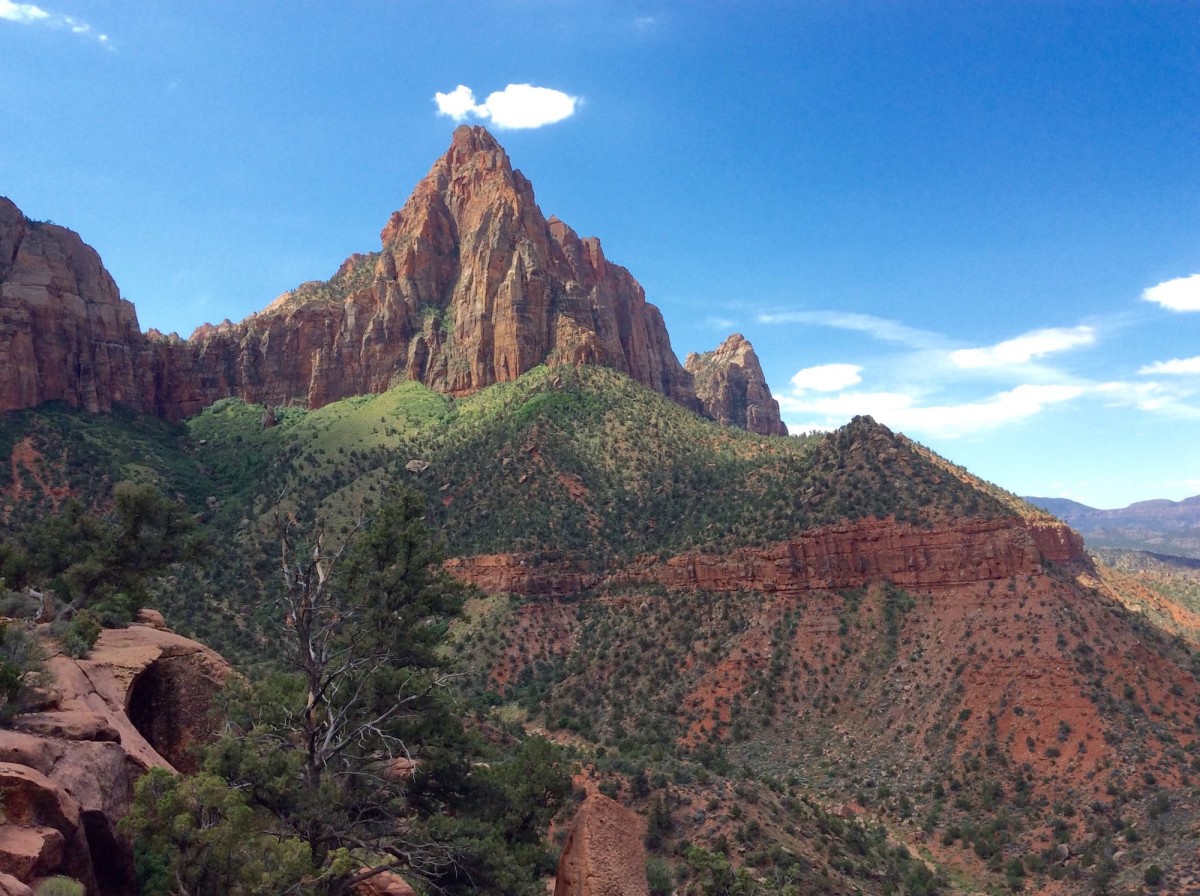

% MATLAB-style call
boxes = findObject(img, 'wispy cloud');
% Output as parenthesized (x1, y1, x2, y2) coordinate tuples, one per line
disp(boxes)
(1139, 356, 1200, 376)
(434, 83, 579, 130)
(1093, 378, 1200, 419)
(778, 382, 1085, 438)
(704, 315, 736, 331)
(950, 325, 1094, 369)
(1142, 273, 1200, 312)
(0, 0, 107, 42)
(756, 310, 942, 349)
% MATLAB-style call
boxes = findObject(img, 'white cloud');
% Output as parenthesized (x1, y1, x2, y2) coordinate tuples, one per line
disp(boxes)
(434, 83, 578, 130)
(789, 363, 862, 393)
(757, 310, 941, 349)
(1138, 356, 1200, 376)
(0, 0, 48, 22)
(950, 326, 1094, 369)
(705, 316, 736, 331)
(0, 0, 106, 41)
(1142, 273, 1200, 312)
(778, 382, 1085, 439)
(434, 85, 479, 122)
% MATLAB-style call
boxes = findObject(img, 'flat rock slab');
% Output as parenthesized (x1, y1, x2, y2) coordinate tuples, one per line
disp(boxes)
(0, 826, 64, 880)
(11, 711, 120, 743)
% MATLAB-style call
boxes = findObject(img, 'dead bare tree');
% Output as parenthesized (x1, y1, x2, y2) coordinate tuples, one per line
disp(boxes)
(221, 491, 468, 894)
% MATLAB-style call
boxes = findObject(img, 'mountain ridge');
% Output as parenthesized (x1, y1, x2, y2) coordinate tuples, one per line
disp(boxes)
(1027, 493, 1200, 559)
(0, 127, 786, 435)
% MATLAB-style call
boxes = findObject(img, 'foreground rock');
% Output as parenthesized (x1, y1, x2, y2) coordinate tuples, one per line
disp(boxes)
(554, 794, 649, 896)
(0, 619, 230, 895)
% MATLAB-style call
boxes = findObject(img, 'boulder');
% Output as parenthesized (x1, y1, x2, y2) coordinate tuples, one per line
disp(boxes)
(0, 873, 33, 896)
(351, 870, 417, 896)
(0, 826, 64, 880)
(554, 794, 649, 896)
(0, 764, 94, 891)
(0, 622, 230, 894)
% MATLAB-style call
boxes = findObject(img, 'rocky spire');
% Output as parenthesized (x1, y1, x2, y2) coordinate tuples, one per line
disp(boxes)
(685, 333, 788, 436)
(0, 128, 792, 432)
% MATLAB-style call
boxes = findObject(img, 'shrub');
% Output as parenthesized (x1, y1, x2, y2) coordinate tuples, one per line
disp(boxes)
(0, 622, 45, 721)
(646, 856, 673, 896)
(59, 611, 101, 659)
(35, 878, 85, 896)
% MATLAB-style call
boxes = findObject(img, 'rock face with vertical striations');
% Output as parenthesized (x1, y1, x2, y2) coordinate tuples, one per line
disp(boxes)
(0, 127, 793, 429)
(685, 333, 787, 435)
(157, 125, 702, 419)
(0, 198, 159, 415)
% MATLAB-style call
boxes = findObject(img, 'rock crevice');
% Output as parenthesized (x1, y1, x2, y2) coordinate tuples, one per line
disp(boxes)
(0, 619, 230, 895)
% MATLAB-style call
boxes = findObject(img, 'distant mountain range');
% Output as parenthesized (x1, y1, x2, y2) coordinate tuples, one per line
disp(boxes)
(1026, 493, 1200, 559)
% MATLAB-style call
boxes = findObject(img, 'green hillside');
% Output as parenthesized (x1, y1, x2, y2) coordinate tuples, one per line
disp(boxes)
(187, 364, 1008, 560)
(0, 366, 1020, 663)
(10, 367, 1189, 895)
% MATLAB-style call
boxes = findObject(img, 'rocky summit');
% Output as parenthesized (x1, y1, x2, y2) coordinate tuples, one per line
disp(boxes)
(686, 333, 787, 436)
(0, 127, 786, 435)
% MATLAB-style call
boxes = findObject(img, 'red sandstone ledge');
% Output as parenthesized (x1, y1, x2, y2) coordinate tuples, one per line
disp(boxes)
(446, 517, 1087, 598)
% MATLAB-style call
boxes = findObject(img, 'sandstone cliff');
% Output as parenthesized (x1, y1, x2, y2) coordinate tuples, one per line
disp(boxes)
(0, 615, 229, 895)
(0, 199, 159, 416)
(4, 127, 780, 425)
(158, 126, 701, 417)
(685, 333, 787, 436)
(446, 516, 1087, 598)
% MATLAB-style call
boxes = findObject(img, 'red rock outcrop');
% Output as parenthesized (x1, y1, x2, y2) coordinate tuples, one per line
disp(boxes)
(617, 516, 1086, 595)
(160, 126, 699, 418)
(553, 794, 649, 896)
(447, 517, 1087, 598)
(0, 199, 159, 415)
(0, 620, 230, 895)
(685, 333, 787, 435)
(444, 553, 601, 598)
(0, 130, 792, 430)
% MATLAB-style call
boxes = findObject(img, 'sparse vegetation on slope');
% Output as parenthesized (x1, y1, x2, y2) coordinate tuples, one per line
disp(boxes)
(3, 365, 1200, 894)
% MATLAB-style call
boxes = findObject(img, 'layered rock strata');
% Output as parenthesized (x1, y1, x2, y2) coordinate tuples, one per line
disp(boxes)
(447, 517, 1087, 598)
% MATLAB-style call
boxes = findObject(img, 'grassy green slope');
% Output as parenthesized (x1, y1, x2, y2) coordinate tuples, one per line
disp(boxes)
(0, 401, 208, 518)
(185, 365, 1010, 567)
(0, 366, 1016, 661)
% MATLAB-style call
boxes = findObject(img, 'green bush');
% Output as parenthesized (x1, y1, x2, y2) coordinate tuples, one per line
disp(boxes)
(34, 878, 85, 896)
(59, 611, 101, 659)
(646, 856, 673, 896)
(0, 622, 45, 721)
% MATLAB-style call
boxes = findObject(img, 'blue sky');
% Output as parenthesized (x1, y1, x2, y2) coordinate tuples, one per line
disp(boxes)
(2, 2, 1198, 509)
